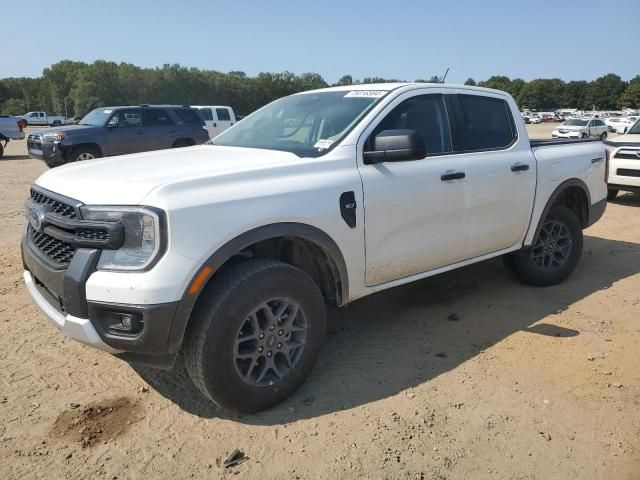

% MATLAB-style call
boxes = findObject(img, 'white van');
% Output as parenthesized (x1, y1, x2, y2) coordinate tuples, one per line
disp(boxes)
(192, 106, 237, 139)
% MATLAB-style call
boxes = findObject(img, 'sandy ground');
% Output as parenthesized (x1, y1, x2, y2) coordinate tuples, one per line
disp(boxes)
(1, 126, 639, 480)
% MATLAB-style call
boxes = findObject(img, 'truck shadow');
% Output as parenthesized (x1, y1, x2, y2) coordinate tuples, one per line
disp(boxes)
(611, 192, 640, 207)
(132, 234, 640, 423)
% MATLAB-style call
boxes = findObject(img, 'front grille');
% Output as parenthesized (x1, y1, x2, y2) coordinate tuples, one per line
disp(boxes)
(614, 152, 640, 160)
(30, 227, 77, 266)
(28, 188, 80, 267)
(27, 134, 42, 148)
(617, 168, 640, 178)
(30, 188, 77, 218)
(76, 228, 109, 241)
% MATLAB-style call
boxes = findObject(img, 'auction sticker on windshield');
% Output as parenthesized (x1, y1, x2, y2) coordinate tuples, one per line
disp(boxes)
(344, 90, 386, 98)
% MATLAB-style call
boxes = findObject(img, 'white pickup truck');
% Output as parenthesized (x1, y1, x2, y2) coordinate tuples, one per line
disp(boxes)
(22, 83, 608, 413)
(192, 105, 237, 138)
(21, 111, 69, 127)
(604, 121, 640, 199)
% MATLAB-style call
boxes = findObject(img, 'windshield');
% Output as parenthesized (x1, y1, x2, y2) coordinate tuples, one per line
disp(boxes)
(563, 119, 588, 126)
(79, 108, 114, 126)
(628, 118, 640, 134)
(210, 90, 387, 157)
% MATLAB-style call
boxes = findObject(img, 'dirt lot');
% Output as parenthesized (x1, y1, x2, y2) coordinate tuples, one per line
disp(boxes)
(1, 126, 639, 479)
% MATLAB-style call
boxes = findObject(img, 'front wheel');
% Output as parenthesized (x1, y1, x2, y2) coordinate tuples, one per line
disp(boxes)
(600, 132, 607, 140)
(183, 259, 327, 413)
(69, 146, 101, 163)
(507, 206, 583, 287)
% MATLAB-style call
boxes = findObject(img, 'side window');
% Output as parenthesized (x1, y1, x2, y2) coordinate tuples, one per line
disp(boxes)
(174, 108, 202, 125)
(450, 94, 516, 151)
(29, 112, 38, 117)
(40, 112, 45, 118)
(144, 109, 175, 126)
(216, 108, 231, 121)
(369, 94, 451, 155)
(108, 109, 143, 128)
(198, 108, 213, 121)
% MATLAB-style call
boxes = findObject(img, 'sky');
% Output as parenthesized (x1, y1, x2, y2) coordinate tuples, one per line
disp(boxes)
(3, 0, 639, 84)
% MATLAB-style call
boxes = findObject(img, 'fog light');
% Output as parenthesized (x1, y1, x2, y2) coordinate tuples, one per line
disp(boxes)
(107, 312, 143, 335)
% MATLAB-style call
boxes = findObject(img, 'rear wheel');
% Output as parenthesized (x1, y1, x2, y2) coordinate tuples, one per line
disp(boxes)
(607, 188, 619, 201)
(600, 132, 607, 140)
(508, 206, 583, 287)
(184, 259, 327, 413)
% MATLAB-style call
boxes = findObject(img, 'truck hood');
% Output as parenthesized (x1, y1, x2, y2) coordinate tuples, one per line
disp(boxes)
(35, 145, 303, 205)
(32, 124, 102, 136)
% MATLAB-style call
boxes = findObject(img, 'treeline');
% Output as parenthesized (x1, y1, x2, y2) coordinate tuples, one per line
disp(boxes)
(1, 60, 639, 118)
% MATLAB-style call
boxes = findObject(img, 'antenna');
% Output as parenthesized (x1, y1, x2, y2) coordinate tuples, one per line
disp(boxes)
(441, 67, 450, 83)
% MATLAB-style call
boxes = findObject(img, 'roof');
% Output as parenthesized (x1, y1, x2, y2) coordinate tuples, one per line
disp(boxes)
(297, 82, 511, 97)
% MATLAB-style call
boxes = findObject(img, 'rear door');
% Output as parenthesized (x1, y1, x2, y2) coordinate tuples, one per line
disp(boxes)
(143, 108, 177, 150)
(450, 93, 536, 258)
(105, 108, 146, 155)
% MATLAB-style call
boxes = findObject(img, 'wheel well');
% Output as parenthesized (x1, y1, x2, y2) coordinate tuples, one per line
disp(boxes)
(213, 235, 344, 306)
(67, 143, 102, 157)
(172, 138, 195, 147)
(550, 185, 589, 227)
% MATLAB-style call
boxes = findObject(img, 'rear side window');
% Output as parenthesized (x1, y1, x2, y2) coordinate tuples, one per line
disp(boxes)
(174, 108, 203, 124)
(198, 108, 213, 121)
(216, 108, 231, 121)
(145, 109, 174, 126)
(450, 94, 516, 151)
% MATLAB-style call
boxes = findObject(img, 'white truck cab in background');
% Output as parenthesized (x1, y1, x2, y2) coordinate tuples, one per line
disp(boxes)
(21, 111, 69, 127)
(192, 105, 236, 138)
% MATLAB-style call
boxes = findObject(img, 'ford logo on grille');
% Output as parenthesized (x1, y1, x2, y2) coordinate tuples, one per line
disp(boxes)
(29, 206, 47, 233)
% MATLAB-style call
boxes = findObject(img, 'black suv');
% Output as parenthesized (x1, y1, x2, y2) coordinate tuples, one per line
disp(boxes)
(27, 105, 210, 168)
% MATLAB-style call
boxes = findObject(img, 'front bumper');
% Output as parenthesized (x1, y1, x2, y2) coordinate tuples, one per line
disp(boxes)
(27, 136, 67, 164)
(552, 131, 581, 139)
(22, 230, 185, 369)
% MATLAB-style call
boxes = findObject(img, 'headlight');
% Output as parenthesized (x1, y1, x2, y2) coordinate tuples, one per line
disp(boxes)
(43, 132, 66, 143)
(79, 206, 165, 271)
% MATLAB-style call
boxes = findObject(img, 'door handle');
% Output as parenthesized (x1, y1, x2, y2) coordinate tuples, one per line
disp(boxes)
(591, 157, 603, 164)
(511, 163, 530, 172)
(213, 122, 217, 128)
(440, 171, 466, 181)
(167, 129, 176, 133)
(135, 130, 144, 135)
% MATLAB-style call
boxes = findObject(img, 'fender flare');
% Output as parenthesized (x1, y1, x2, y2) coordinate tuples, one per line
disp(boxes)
(528, 178, 591, 245)
(165, 222, 349, 352)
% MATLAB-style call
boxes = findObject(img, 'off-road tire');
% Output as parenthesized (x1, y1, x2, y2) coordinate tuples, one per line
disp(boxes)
(183, 259, 327, 413)
(508, 206, 583, 287)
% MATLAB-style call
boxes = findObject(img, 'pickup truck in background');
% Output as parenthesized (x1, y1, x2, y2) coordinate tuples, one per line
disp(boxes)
(22, 83, 608, 413)
(0, 116, 26, 158)
(192, 105, 236, 138)
(20, 111, 70, 127)
(27, 105, 209, 167)
(604, 121, 640, 200)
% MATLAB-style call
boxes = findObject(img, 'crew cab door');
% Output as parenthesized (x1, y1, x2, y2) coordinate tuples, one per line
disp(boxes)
(448, 93, 536, 257)
(105, 108, 146, 156)
(196, 108, 217, 138)
(358, 91, 468, 286)
(214, 107, 234, 136)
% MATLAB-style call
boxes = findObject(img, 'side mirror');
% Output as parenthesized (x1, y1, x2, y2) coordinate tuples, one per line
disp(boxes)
(364, 129, 426, 164)
(106, 122, 118, 129)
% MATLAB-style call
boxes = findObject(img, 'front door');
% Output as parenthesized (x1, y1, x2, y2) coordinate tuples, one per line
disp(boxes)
(358, 92, 468, 286)
(105, 108, 146, 156)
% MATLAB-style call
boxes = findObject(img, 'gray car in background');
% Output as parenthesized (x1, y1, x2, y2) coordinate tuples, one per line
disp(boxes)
(27, 105, 210, 168)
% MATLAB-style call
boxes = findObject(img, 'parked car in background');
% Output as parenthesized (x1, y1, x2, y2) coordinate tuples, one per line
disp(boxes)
(529, 115, 542, 124)
(552, 118, 608, 140)
(604, 121, 640, 200)
(20, 111, 70, 127)
(192, 105, 237, 138)
(605, 117, 635, 134)
(0, 116, 26, 158)
(27, 105, 209, 167)
(22, 83, 608, 413)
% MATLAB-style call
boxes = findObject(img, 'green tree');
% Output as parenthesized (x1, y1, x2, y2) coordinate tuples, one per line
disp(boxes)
(464, 78, 476, 86)
(335, 75, 353, 86)
(584, 74, 627, 110)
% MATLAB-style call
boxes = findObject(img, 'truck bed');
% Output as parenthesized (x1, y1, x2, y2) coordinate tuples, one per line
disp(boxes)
(529, 138, 602, 148)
